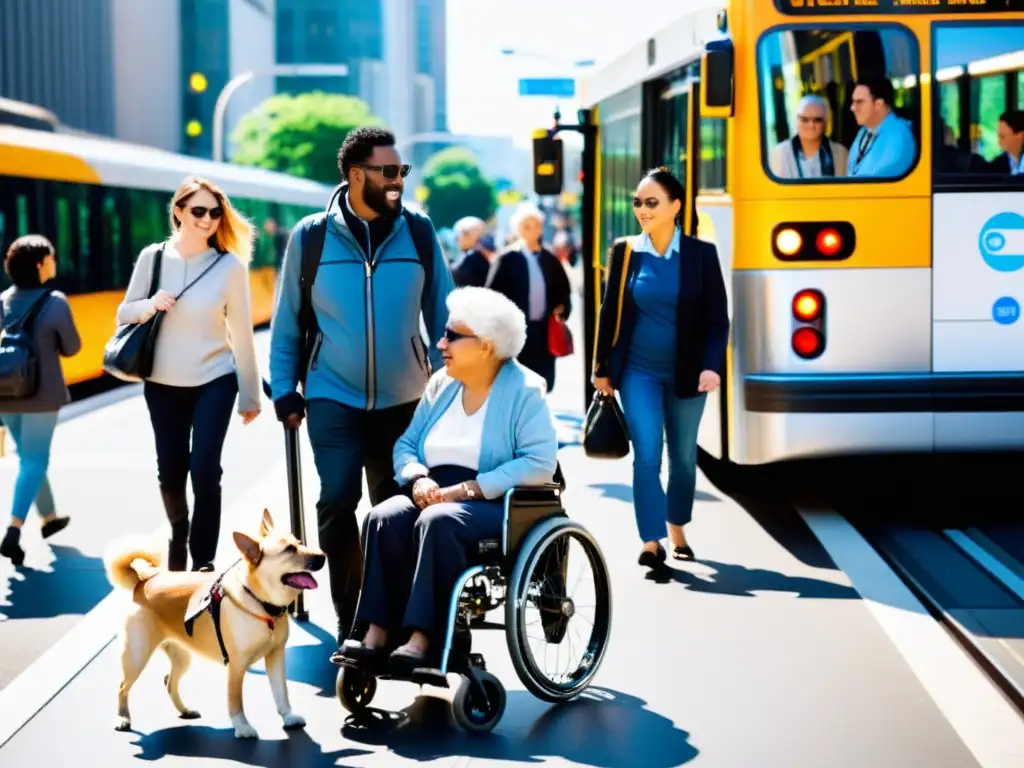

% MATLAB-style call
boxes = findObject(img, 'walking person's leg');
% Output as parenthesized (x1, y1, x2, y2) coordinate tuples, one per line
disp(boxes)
(187, 373, 238, 571)
(0, 411, 61, 565)
(664, 390, 707, 561)
(362, 399, 419, 507)
(616, 366, 669, 566)
(306, 399, 366, 648)
(144, 382, 196, 570)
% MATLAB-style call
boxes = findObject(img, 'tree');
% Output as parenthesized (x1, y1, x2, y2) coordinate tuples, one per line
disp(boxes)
(230, 91, 385, 185)
(421, 147, 498, 230)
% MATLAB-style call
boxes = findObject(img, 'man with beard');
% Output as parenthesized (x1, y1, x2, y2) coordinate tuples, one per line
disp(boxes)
(269, 127, 454, 659)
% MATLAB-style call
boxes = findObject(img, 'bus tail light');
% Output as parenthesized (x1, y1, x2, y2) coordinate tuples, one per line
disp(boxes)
(792, 327, 825, 359)
(772, 222, 855, 261)
(791, 288, 826, 360)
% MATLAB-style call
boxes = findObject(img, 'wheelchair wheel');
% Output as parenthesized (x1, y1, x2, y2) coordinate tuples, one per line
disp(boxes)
(450, 671, 506, 734)
(505, 518, 612, 703)
(336, 666, 377, 713)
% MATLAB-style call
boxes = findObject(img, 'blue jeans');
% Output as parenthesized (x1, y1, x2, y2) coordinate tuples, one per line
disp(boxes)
(618, 366, 706, 543)
(1, 412, 60, 523)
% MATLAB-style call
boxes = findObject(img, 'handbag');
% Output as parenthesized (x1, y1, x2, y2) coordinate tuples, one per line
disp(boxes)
(582, 392, 631, 459)
(103, 246, 225, 382)
(547, 313, 573, 357)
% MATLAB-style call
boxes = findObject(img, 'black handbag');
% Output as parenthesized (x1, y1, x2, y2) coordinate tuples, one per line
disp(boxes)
(582, 392, 631, 459)
(103, 246, 224, 382)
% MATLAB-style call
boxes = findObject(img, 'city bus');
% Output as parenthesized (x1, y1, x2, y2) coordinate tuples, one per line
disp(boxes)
(556, 0, 1024, 471)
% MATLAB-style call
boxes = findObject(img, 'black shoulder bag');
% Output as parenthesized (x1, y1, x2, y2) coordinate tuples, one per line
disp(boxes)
(582, 392, 631, 460)
(103, 246, 225, 382)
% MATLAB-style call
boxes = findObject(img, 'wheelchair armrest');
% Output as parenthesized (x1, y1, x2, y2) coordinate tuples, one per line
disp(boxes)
(505, 484, 562, 505)
(502, 484, 565, 557)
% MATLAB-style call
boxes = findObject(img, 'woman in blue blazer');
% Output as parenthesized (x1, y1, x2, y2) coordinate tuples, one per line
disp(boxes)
(592, 167, 729, 568)
(336, 286, 559, 670)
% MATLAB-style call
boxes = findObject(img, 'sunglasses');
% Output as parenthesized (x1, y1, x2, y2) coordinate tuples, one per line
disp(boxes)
(358, 164, 412, 179)
(798, 115, 825, 125)
(444, 327, 477, 343)
(182, 205, 223, 220)
(632, 197, 661, 209)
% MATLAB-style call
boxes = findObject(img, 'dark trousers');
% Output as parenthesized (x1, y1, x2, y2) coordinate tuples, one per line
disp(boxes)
(144, 372, 238, 569)
(354, 465, 504, 642)
(519, 319, 556, 392)
(306, 397, 419, 641)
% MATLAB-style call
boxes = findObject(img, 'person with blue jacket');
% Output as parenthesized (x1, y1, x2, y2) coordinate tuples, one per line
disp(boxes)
(847, 77, 916, 179)
(336, 286, 558, 671)
(269, 127, 454, 654)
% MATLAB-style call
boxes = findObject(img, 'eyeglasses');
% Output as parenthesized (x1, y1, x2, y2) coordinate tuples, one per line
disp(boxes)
(183, 205, 223, 220)
(444, 327, 477, 343)
(797, 115, 825, 125)
(357, 164, 412, 179)
(632, 197, 661, 209)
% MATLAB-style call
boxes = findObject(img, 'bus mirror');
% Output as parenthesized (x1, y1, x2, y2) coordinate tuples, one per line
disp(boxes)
(700, 43, 734, 118)
(532, 132, 563, 196)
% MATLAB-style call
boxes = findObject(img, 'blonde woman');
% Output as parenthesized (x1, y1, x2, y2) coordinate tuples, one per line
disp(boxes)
(116, 176, 261, 572)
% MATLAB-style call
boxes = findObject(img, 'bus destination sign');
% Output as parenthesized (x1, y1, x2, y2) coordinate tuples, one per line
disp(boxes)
(775, 0, 1024, 14)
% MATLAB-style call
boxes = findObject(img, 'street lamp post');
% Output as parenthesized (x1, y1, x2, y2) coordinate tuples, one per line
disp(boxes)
(212, 64, 350, 164)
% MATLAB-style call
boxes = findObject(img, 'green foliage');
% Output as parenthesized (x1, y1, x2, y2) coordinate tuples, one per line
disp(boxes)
(230, 91, 385, 185)
(421, 147, 498, 230)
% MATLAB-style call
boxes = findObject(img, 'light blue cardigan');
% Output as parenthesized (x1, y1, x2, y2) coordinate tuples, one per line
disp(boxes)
(393, 359, 559, 500)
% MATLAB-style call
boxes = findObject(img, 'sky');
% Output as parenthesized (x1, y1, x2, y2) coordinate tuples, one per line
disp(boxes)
(444, 0, 714, 145)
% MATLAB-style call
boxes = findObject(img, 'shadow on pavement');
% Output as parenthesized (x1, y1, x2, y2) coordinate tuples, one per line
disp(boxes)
(1, 545, 111, 619)
(341, 687, 698, 767)
(643, 557, 859, 599)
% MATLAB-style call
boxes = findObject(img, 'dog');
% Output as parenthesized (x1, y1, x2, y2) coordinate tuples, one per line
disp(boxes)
(103, 508, 326, 739)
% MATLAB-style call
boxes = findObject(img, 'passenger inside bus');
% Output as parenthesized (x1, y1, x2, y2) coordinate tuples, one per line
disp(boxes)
(768, 95, 849, 179)
(992, 110, 1024, 177)
(847, 77, 916, 179)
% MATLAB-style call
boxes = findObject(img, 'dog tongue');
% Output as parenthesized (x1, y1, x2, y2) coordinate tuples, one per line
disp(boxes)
(284, 573, 318, 590)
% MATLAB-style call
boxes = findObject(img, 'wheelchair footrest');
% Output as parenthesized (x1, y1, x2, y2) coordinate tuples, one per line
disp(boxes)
(410, 667, 450, 688)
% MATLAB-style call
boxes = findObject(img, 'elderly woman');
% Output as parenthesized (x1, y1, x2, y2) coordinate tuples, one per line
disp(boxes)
(337, 286, 559, 670)
(768, 94, 849, 179)
(486, 203, 572, 393)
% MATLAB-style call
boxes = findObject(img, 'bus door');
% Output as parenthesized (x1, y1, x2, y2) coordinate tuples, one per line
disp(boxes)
(930, 21, 1024, 446)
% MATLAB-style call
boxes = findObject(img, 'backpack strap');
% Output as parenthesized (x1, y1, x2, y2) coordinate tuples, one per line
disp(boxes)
(402, 208, 436, 296)
(297, 213, 328, 386)
(3, 289, 55, 336)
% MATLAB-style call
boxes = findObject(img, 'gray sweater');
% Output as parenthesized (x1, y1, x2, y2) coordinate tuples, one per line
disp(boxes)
(0, 285, 82, 413)
(116, 242, 261, 414)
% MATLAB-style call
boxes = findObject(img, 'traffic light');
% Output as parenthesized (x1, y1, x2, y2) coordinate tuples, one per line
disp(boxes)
(532, 131, 563, 196)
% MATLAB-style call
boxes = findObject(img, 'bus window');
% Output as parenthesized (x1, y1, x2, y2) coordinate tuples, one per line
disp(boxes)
(758, 26, 920, 183)
(933, 24, 1024, 187)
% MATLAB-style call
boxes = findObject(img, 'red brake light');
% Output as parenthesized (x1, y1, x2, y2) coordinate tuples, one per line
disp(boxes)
(816, 228, 842, 257)
(792, 327, 824, 359)
(792, 289, 823, 322)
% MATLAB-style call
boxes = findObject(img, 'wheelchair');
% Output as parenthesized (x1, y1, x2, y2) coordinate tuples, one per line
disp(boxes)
(333, 472, 613, 734)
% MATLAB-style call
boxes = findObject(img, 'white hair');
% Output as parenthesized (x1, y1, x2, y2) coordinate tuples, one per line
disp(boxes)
(454, 216, 485, 235)
(796, 94, 829, 119)
(446, 286, 527, 360)
(509, 202, 545, 233)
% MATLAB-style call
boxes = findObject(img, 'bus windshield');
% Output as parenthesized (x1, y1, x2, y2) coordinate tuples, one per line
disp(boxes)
(757, 25, 921, 183)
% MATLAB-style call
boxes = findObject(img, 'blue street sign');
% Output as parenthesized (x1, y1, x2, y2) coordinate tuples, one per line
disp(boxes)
(992, 296, 1020, 325)
(518, 78, 576, 97)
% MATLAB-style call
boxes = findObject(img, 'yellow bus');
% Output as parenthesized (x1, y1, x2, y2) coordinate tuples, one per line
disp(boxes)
(564, 0, 1024, 471)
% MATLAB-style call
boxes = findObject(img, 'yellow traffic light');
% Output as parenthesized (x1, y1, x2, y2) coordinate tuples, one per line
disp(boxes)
(186, 120, 203, 138)
(537, 163, 555, 176)
(189, 72, 208, 93)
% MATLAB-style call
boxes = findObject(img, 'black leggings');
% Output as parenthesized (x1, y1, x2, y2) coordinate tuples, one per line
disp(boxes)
(144, 372, 238, 568)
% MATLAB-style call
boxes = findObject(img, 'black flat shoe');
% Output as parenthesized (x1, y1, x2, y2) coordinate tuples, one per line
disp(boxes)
(389, 646, 427, 675)
(0, 527, 24, 566)
(40, 516, 70, 539)
(331, 639, 388, 667)
(638, 545, 666, 569)
(672, 545, 695, 561)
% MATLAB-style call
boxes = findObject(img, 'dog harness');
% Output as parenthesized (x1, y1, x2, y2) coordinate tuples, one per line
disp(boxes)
(183, 562, 289, 666)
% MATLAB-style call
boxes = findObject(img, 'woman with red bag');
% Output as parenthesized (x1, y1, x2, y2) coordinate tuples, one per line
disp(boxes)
(592, 167, 729, 568)
(486, 203, 572, 393)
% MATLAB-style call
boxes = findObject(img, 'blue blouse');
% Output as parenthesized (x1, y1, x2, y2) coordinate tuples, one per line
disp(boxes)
(626, 229, 681, 382)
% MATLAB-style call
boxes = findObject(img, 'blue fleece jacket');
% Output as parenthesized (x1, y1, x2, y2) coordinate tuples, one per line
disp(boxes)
(269, 196, 454, 410)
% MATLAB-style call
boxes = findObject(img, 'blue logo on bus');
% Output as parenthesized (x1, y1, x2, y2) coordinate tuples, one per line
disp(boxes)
(993, 296, 1020, 325)
(979, 212, 1024, 272)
